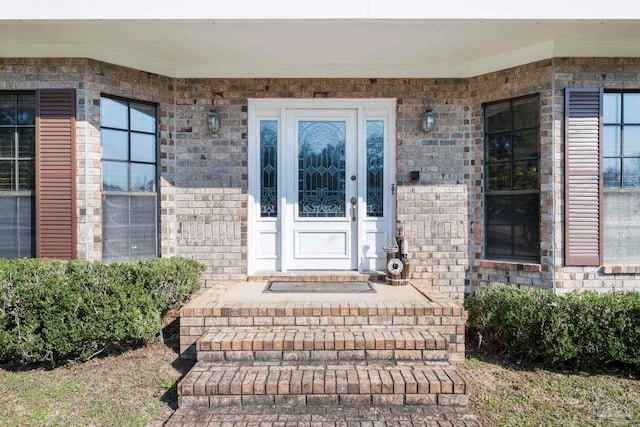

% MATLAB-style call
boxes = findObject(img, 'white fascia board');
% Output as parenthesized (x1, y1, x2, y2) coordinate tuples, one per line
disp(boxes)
(554, 40, 640, 58)
(173, 62, 472, 79)
(3, 0, 640, 20)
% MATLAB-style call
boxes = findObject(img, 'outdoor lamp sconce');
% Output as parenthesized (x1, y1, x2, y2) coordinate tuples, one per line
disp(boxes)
(207, 109, 221, 134)
(422, 109, 435, 132)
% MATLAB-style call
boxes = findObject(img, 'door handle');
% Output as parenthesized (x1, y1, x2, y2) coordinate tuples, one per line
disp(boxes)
(350, 197, 357, 221)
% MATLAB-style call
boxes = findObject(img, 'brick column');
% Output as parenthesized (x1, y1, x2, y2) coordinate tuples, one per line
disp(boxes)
(397, 184, 469, 301)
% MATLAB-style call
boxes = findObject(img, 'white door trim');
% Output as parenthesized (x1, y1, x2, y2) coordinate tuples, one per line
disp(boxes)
(248, 98, 397, 274)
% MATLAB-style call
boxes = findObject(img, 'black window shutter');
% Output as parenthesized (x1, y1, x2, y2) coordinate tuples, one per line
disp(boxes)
(564, 87, 602, 266)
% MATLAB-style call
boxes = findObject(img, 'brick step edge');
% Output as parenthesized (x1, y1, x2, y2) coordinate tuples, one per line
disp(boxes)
(182, 304, 464, 318)
(198, 349, 450, 363)
(178, 363, 466, 405)
(179, 393, 469, 407)
(165, 406, 481, 427)
(196, 327, 448, 352)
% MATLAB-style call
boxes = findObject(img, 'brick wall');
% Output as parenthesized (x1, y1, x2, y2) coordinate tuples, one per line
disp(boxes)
(84, 60, 175, 261)
(398, 185, 468, 301)
(5, 56, 639, 296)
(0, 59, 88, 256)
(553, 57, 640, 294)
(172, 78, 471, 291)
(468, 60, 555, 290)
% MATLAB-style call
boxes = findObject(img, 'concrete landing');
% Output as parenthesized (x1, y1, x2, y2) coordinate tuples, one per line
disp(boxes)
(217, 281, 429, 304)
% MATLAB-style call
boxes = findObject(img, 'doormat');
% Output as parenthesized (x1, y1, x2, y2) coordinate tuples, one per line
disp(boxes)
(263, 281, 376, 293)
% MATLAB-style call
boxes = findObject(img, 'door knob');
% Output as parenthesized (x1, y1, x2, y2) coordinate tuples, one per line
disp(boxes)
(350, 197, 357, 221)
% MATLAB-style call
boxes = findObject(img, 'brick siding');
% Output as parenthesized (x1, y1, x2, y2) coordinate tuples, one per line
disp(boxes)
(3, 56, 640, 295)
(553, 57, 640, 293)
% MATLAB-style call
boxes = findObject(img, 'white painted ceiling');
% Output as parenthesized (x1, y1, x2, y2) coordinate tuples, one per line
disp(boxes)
(1, 19, 640, 78)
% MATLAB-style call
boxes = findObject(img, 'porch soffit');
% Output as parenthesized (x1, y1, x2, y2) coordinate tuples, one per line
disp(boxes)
(0, 18, 639, 78)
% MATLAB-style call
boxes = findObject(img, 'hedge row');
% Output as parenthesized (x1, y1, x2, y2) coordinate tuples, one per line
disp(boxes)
(0, 257, 204, 365)
(465, 283, 640, 368)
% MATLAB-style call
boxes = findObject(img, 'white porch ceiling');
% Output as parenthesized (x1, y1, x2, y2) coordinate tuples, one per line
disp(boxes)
(1, 18, 640, 78)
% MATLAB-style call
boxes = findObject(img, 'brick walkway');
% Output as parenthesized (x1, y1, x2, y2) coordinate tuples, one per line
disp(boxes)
(165, 405, 481, 426)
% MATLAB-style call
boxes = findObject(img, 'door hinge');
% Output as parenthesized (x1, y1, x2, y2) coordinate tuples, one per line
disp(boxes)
(391, 184, 395, 195)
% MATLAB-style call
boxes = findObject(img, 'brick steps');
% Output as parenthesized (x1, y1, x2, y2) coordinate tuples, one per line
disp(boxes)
(196, 326, 449, 362)
(165, 406, 481, 427)
(178, 362, 468, 408)
(177, 284, 470, 416)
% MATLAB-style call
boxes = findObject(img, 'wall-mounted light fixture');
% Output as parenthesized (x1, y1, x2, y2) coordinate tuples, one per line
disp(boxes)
(421, 108, 435, 132)
(207, 109, 221, 134)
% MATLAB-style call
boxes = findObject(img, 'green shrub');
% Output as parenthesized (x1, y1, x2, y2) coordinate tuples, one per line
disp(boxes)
(0, 257, 203, 365)
(465, 283, 640, 368)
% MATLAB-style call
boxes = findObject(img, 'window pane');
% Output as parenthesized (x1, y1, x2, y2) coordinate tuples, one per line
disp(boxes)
(17, 94, 36, 126)
(603, 158, 621, 188)
(102, 161, 128, 191)
(0, 128, 14, 158)
(103, 195, 157, 263)
(485, 102, 511, 133)
(512, 194, 540, 259)
(129, 196, 157, 260)
(603, 126, 621, 157)
(512, 97, 539, 129)
(130, 163, 156, 192)
(18, 160, 34, 191)
(17, 128, 35, 158)
(130, 133, 156, 163)
(623, 158, 640, 188)
(487, 162, 511, 190)
(513, 129, 539, 159)
(0, 196, 34, 258)
(623, 93, 640, 124)
(260, 120, 278, 218)
(101, 129, 129, 160)
(366, 120, 384, 217)
(0, 160, 14, 190)
(17, 196, 34, 258)
(512, 160, 539, 190)
(604, 93, 622, 124)
(100, 97, 128, 129)
(604, 191, 640, 263)
(624, 126, 640, 157)
(0, 197, 17, 258)
(102, 195, 130, 263)
(486, 194, 539, 261)
(130, 103, 156, 133)
(486, 134, 510, 161)
(0, 94, 15, 126)
(486, 196, 513, 258)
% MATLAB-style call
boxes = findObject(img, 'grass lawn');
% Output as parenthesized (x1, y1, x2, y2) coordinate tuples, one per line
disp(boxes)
(0, 313, 193, 427)
(466, 353, 640, 427)
(1, 316, 638, 426)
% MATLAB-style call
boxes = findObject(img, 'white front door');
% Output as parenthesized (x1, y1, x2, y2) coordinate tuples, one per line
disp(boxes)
(249, 99, 396, 274)
(284, 109, 358, 269)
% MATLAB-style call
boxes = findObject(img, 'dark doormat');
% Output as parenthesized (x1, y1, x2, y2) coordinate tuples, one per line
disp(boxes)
(263, 281, 376, 293)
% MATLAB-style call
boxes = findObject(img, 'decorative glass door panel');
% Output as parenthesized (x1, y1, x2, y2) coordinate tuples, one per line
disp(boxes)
(298, 121, 346, 218)
(366, 120, 384, 217)
(286, 110, 357, 270)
